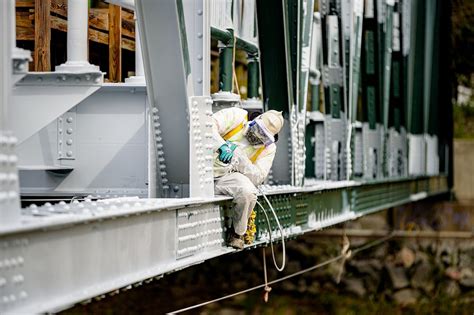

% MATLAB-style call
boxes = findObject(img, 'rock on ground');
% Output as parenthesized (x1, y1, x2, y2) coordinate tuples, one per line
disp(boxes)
(393, 289, 420, 306)
(411, 260, 435, 293)
(385, 263, 410, 289)
(396, 247, 416, 268)
(342, 278, 366, 297)
(440, 280, 462, 298)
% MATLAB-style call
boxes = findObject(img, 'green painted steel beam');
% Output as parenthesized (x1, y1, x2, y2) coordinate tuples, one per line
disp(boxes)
(310, 80, 320, 112)
(247, 56, 260, 99)
(211, 27, 260, 93)
(256, 0, 292, 113)
(218, 43, 234, 92)
(382, 2, 394, 129)
(286, 0, 300, 108)
(361, 4, 381, 129)
(426, 0, 441, 136)
(210, 27, 260, 55)
(211, 27, 234, 92)
(252, 175, 449, 239)
(211, 26, 233, 45)
(409, 0, 425, 134)
(305, 122, 316, 177)
(236, 37, 259, 55)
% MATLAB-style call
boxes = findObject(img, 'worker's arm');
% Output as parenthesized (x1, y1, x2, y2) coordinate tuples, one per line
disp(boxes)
(211, 107, 248, 151)
(233, 145, 276, 186)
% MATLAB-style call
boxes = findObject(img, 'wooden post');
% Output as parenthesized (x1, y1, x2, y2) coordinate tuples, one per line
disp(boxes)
(34, 0, 51, 71)
(108, 4, 122, 82)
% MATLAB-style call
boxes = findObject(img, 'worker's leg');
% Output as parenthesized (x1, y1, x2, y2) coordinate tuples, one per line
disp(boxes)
(215, 172, 258, 236)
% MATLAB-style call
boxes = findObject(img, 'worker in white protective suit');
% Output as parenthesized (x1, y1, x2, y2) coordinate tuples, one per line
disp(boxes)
(212, 107, 284, 249)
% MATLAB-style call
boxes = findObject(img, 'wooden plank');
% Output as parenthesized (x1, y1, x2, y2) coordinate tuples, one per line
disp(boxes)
(16, 0, 34, 8)
(16, 11, 33, 27)
(108, 4, 122, 82)
(89, 8, 109, 32)
(50, 0, 66, 17)
(17, 30, 34, 41)
(34, 0, 51, 71)
(50, 15, 67, 32)
(50, 15, 110, 46)
(88, 27, 109, 45)
(121, 9, 135, 39)
(121, 9, 134, 22)
(122, 37, 135, 51)
(16, 11, 34, 40)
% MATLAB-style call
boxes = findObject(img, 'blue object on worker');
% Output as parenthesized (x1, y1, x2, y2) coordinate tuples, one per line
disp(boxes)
(218, 142, 237, 163)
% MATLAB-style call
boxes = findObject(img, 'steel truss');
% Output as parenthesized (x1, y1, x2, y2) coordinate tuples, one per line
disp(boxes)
(0, 175, 447, 313)
(0, 0, 453, 313)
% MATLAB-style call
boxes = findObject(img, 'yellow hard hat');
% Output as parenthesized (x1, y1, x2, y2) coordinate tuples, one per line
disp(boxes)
(260, 110, 284, 135)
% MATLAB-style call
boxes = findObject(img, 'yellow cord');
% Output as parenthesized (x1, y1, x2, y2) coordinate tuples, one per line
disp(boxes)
(232, 35, 241, 98)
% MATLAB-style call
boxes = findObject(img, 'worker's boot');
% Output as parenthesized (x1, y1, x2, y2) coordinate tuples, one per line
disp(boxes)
(228, 234, 244, 250)
(226, 227, 244, 250)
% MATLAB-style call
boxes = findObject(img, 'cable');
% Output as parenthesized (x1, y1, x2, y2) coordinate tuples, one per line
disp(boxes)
(168, 232, 394, 314)
(256, 193, 286, 271)
(231, 34, 241, 98)
(262, 247, 271, 302)
(259, 190, 286, 271)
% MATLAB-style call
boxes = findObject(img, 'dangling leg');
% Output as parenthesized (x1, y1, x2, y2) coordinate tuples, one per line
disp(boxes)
(215, 172, 258, 249)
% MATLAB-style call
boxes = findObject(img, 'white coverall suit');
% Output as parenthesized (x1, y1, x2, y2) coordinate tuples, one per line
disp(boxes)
(212, 107, 277, 235)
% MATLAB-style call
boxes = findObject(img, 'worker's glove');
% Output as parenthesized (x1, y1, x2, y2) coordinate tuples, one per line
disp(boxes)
(218, 141, 237, 163)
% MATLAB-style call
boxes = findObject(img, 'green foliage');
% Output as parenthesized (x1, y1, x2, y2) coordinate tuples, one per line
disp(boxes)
(452, 0, 474, 85)
(453, 104, 474, 138)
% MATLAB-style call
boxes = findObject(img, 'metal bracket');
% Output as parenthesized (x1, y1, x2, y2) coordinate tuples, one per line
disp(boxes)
(16, 72, 103, 87)
(189, 96, 214, 198)
(57, 110, 77, 161)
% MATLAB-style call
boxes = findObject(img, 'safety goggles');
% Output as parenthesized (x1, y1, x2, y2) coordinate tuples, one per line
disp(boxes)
(247, 119, 275, 146)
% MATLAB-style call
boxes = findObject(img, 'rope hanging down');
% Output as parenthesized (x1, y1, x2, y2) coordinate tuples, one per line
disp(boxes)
(262, 248, 272, 303)
(168, 232, 394, 314)
(336, 231, 352, 283)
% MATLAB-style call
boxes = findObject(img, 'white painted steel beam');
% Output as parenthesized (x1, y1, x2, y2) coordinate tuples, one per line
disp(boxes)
(0, 0, 21, 226)
(55, 0, 100, 73)
(135, 0, 192, 197)
(125, 13, 146, 85)
(0, 176, 449, 313)
(10, 73, 102, 144)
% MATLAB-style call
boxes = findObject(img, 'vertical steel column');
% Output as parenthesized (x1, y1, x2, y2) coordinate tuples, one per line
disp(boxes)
(218, 33, 234, 92)
(361, 0, 381, 130)
(320, 0, 349, 180)
(386, 0, 408, 178)
(306, 12, 325, 179)
(256, 0, 293, 184)
(182, 0, 211, 96)
(0, 0, 21, 226)
(348, 0, 364, 124)
(382, 0, 394, 129)
(408, 0, 424, 136)
(407, 0, 426, 175)
(436, 0, 453, 185)
(125, 13, 145, 84)
(247, 55, 259, 99)
(56, 0, 99, 72)
(424, 0, 440, 175)
(136, 0, 191, 197)
(210, 26, 240, 110)
(388, 1, 404, 131)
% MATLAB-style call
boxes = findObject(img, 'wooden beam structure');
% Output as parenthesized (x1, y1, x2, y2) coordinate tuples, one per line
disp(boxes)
(108, 4, 122, 82)
(16, 0, 136, 80)
(34, 0, 51, 71)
